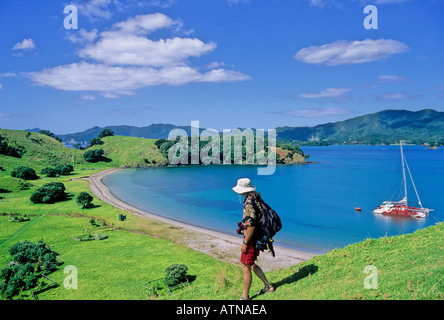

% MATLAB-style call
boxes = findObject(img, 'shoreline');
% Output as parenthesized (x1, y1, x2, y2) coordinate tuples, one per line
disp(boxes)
(84, 167, 317, 271)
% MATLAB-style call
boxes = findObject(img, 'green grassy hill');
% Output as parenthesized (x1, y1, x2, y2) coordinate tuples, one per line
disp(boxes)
(276, 109, 444, 145)
(88, 135, 168, 167)
(0, 129, 83, 171)
(0, 128, 442, 300)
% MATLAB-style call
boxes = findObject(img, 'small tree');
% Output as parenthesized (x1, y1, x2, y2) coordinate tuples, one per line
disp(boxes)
(30, 182, 66, 204)
(39, 130, 62, 143)
(41, 167, 57, 177)
(54, 164, 74, 175)
(76, 192, 94, 209)
(164, 264, 188, 287)
(83, 149, 105, 163)
(0, 240, 60, 299)
(11, 166, 38, 180)
(98, 128, 114, 139)
(89, 137, 104, 147)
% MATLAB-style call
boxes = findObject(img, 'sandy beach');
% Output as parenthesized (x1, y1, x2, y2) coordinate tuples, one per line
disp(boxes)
(84, 168, 317, 271)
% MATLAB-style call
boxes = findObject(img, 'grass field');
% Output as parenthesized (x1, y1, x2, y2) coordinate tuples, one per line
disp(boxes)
(0, 128, 443, 300)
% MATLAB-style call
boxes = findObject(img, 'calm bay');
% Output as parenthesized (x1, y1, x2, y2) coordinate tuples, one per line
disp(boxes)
(102, 145, 444, 254)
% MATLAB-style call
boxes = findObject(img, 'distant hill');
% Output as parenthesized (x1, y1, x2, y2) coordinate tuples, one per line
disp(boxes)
(55, 124, 205, 145)
(276, 109, 444, 145)
(30, 109, 444, 145)
(0, 129, 167, 172)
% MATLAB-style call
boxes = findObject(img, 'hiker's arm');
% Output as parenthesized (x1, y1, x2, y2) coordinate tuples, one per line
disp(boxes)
(241, 226, 255, 253)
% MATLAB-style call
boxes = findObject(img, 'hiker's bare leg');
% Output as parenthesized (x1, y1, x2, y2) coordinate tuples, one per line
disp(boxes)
(252, 264, 273, 289)
(241, 263, 252, 299)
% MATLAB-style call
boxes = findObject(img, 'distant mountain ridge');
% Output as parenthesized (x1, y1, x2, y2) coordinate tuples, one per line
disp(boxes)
(29, 109, 444, 145)
(275, 109, 444, 144)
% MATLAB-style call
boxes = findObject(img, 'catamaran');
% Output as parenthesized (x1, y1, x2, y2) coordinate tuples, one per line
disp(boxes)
(373, 141, 431, 218)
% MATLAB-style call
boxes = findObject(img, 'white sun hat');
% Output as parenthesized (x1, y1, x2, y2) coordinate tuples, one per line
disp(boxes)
(232, 178, 256, 194)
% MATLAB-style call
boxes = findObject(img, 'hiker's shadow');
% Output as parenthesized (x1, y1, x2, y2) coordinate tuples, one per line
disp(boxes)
(251, 264, 318, 299)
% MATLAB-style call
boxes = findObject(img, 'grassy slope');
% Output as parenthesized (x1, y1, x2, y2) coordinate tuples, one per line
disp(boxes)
(0, 129, 442, 300)
(88, 135, 168, 167)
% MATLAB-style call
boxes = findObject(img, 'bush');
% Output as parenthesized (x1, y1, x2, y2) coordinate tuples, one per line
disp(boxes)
(39, 130, 62, 143)
(76, 192, 94, 209)
(30, 182, 66, 204)
(164, 264, 188, 287)
(98, 129, 114, 139)
(89, 137, 104, 147)
(41, 167, 57, 177)
(83, 149, 105, 162)
(41, 165, 74, 177)
(0, 240, 60, 299)
(0, 138, 23, 158)
(11, 166, 38, 180)
(54, 164, 74, 175)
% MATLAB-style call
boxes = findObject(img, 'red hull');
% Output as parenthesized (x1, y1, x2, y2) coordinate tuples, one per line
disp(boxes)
(379, 205, 425, 217)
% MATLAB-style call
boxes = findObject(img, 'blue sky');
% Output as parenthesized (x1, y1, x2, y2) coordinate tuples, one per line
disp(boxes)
(0, 0, 443, 134)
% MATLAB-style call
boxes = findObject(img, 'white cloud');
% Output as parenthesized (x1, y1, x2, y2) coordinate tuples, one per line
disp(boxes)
(298, 87, 352, 99)
(80, 94, 96, 100)
(28, 62, 249, 97)
(0, 72, 18, 78)
(226, 0, 251, 5)
(362, 0, 411, 4)
(73, 0, 114, 21)
(109, 12, 177, 35)
(307, 0, 341, 8)
(294, 39, 408, 66)
(0, 84, 3, 91)
(80, 35, 216, 67)
(200, 69, 251, 82)
(73, 0, 177, 21)
(378, 75, 408, 82)
(67, 28, 98, 44)
(28, 13, 250, 97)
(12, 38, 36, 51)
(373, 92, 420, 100)
(276, 107, 354, 118)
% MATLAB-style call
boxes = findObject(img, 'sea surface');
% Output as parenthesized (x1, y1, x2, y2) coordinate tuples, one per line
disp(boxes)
(102, 145, 444, 254)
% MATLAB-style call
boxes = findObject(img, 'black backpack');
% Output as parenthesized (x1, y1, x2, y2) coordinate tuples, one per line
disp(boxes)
(255, 199, 282, 256)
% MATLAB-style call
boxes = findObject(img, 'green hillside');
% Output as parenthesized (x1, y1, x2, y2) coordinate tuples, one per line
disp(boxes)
(0, 129, 83, 171)
(88, 135, 168, 167)
(0, 128, 442, 300)
(49, 109, 444, 146)
(276, 109, 444, 145)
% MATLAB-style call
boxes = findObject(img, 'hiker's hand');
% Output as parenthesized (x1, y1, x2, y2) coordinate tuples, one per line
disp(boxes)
(241, 243, 247, 254)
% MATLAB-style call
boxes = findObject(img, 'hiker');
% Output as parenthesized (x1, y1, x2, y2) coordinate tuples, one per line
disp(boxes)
(233, 178, 275, 300)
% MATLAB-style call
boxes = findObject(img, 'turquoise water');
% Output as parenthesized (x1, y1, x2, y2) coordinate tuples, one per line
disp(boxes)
(102, 145, 444, 254)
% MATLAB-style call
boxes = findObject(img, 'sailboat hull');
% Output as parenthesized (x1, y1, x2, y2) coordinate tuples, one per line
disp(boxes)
(372, 204, 428, 218)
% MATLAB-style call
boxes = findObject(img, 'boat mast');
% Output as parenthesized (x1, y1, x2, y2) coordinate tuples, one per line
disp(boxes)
(404, 154, 424, 208)
(400, 141, 408, 205)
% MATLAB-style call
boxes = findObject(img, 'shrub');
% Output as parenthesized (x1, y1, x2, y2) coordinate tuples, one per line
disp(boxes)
(39, 130, 62, 143)
(83, 149, 104, 162)
(30, 182, 66, 204)
(11, 166, 38, 180)
(76, 192, 94, 209)
(53, 164, 74, 175)
(89, 137, 104, 147)
(164, 264, 188, 287)
(0, 139, 23, 158)
(98, 128, 114, 139)
(0, 240, 60, 299)
(41, 165, 74, 177)
(41, 167, 57, 177)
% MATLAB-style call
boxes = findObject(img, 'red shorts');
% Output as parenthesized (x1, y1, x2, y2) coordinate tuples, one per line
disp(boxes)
(240, 241, 260, 265)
